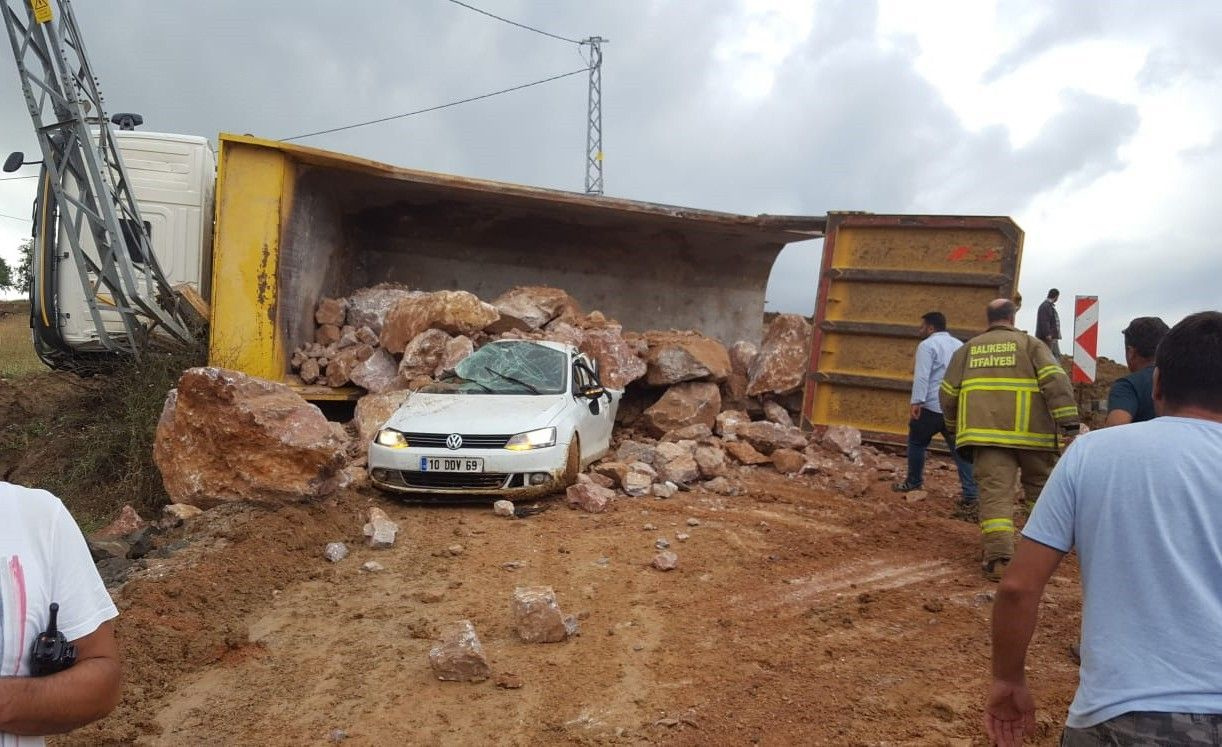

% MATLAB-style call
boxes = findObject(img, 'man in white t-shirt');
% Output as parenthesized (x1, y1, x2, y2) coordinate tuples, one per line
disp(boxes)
(984, 311, 1222, 745)
(0, 482, 121, 744)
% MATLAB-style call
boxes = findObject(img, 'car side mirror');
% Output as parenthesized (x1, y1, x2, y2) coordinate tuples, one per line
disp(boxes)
(580, 385, 605, 400)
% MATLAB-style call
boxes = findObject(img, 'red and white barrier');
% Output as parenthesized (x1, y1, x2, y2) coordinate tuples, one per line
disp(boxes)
(1072, 296, 1099, 383)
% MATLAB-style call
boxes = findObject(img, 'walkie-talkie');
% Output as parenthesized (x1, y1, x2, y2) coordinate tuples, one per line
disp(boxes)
(29, 603, 76, 676)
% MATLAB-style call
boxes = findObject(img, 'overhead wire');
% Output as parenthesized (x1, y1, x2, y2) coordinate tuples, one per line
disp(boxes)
(444, 0, 582, 45)
(282, 67, 589, 142)
(0, 212, 29, 221)
(0, 175, 38, 181)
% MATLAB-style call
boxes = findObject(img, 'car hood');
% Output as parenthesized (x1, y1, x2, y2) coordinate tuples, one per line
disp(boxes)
(383, 392, 569, 435)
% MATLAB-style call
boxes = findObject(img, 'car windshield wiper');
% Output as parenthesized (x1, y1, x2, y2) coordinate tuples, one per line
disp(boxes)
(483, 366, 541, 394)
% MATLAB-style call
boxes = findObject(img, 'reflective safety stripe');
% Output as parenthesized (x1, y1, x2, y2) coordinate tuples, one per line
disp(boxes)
(960, 377, 1039, 390)
(941, 380, 959, 396)
(957, 428, 1057, 449)
(1051, 405, 1078, 419)
(980, 518, 1015, 534)
(1037, 365, 1063, 381)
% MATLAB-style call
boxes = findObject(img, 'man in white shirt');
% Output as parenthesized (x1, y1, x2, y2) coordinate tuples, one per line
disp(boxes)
(986, 310, 1222, 745)
(0, 482, 121, 744)
(893, 311, 978, 509)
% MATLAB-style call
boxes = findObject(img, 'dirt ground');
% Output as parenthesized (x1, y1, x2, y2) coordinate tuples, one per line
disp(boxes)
(60, 460, 1083, 746)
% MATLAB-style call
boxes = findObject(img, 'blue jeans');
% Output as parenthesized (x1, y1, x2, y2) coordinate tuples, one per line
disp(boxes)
(906, 407, 977, 501)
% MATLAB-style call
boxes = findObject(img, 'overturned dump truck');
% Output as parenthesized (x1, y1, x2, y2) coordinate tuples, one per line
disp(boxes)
(206, 134, 832, 398)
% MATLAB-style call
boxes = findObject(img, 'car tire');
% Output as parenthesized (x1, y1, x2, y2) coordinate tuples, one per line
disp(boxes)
(562, 435, 581, 487)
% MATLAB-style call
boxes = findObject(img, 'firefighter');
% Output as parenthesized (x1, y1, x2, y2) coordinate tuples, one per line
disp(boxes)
(940, 298, 1079, 581)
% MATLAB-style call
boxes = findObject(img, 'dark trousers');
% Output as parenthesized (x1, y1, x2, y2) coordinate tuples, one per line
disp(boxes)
(906, 407, 977, 500)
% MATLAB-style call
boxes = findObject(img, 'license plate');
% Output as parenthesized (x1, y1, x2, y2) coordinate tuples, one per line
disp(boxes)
(420, 457, 484, 473)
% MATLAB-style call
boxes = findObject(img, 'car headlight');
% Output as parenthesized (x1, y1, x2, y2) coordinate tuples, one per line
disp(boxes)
(504, 427, 556, 451)
(375, 429, 408, 449)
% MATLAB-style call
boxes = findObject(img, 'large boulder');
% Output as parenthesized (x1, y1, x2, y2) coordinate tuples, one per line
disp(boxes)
(640, 382, 721, 437)
(398, 329, 452, 380)
(747, 314, 812, 396)
(643, 332, 732, 386)
(580, 325, 647, 389)
(154, 368, 348, 507)
(345, 284, 422, 334)
(437, 335, 475, 377)
(729, 341, 758, 377)
(491, 286, 581, 330)
(354, 390, 411, 447)
(735, 421, 807, 455)
(380, 291, 500, 354)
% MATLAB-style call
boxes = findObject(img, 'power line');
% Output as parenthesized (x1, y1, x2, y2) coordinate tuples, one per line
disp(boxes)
(0, 175, 38, 181)
(0, 212, 29, 222)
(445, 0, 581, 45)
(283, 67, 589, 142)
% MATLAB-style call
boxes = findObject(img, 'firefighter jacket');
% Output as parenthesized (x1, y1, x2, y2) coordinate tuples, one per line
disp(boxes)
(939, 324, 1079, 452)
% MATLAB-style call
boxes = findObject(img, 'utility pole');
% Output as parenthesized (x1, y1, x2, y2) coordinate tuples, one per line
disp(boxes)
(582, 36, 605, 196)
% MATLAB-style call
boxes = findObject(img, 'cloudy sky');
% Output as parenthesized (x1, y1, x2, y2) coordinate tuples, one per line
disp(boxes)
(2, 0, 1219, 360)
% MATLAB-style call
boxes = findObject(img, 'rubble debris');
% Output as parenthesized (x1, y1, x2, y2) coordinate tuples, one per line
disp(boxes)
(315, 297, 348, 326)
(715, 410, 750, 439)
(623, 462, 656, 496)
(398, 329, 452, 380)
(652, 551, 679, 571)
(676, 532, 690, 542)
(512, 586, 578, 643)
(702, 476, 738, 495)
(324, 542, 349, 563)
(771, 448, 807, 475)
(353, 390, 410, 447)
(641, 382, 721, 437)
(655, 538, 671, 550)
(154, 368, 347, 507)
(491, 286, 581, 330)
(724, 440, 771, 465)
(493, 500, 516, 517)
(364, 507, 399, 549)
(429, 620, 492, 682)
(345, 285, 421, 334)
(729, 340, 759, 377)
(735, 421, 807, 455)
(381, 291, 500, 354)
(315, 324, 341, 346)
(587, 471, 616, 489)
(661, 423, 714, 442)
(593, 462, 630, 489)
(693, 444, 727, 478)
(822, 425, 863, 458)
(94, 504, 148, 540)
(448, 544, 465, 556)
(580, 325, 647, 388)
(566, 476, 615, 513)
(686, 517, 702, 527)
(763, 400, 794, 427)
(438, 335, 475, 377)
(644, 332, 731, 386)
(616, 441, 657, 466)
(361, 561, 385, 572)
(651, 483, 675, 499)
(656, 452, 700, 485)
(349, 349, 401, 394)
(86, 537, 129, 563)
(747, 314, 812, 396)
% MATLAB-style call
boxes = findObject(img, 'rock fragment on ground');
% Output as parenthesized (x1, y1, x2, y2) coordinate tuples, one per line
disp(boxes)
(512, 586, 578, 643)
(822, 424, 863, 458)
(324, 542, 349, 562)
(361, 561, 385, 572)
(94, 504, 148, 540)
(771, 448, 807, 475)
(652, 551, 679, 571)
(566, 477, 615, 513)
(493, 500, 515, 517)
(724, 440, 771, 465)
(428, 620, 492, 682)
(364, 507, 399, 548)
(735, 421, 807, 455)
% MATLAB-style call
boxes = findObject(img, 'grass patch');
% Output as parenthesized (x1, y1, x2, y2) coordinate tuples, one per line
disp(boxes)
(1, 344, 205, 532)
(0, 301, 44, 378)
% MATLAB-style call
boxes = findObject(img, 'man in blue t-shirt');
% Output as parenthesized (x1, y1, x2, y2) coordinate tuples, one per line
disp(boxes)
(1104, 316, 1169, 427)
(984, 311, 1222, 746)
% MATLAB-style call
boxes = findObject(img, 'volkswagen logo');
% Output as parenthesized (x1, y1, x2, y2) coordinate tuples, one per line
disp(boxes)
(445, 433, 463, 450)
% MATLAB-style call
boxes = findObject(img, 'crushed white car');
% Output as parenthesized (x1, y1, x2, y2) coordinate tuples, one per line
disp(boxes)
(368, 340, 620, 497)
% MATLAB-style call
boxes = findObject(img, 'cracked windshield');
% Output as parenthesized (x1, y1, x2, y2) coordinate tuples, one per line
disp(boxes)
(427, 341, 567, 395)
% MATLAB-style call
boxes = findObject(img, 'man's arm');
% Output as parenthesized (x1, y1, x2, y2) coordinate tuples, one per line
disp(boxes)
(0, 621, 121, 735)
(1103, 378, 1137, 428)
(1035, 303, 1050, 341)
(910, 342, 933, 420)
(985, 539, 1065, 747)
(1031, 338, 1078, 431)
(939, 346, 966, 435)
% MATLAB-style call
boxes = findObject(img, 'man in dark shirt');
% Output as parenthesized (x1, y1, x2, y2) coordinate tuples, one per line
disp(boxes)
(1105, 316, 1170, 426)
(1035, 289, 1062, 358)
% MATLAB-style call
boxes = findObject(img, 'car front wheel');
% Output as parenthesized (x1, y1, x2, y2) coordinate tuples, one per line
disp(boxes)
(561, 435, 581, 487)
